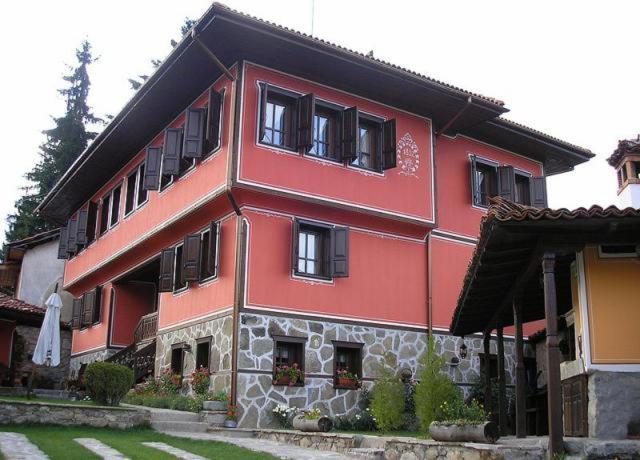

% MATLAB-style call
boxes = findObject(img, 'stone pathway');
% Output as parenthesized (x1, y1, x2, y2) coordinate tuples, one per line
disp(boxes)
(73, 438, 129, 460)
(160, 431, 356, 459)
(142, 442, 207, 459)
(0, 433, 48, 460)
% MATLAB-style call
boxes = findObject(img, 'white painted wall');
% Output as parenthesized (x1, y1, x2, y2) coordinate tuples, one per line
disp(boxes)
(618, 184, 640, 209)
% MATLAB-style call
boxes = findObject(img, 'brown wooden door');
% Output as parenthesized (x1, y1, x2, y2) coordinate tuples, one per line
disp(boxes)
(562, 375, 588, 437)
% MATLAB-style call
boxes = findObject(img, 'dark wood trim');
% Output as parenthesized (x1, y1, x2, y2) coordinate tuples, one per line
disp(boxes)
(230, 217, 248, 405)
(496, 326, 507, 435)
(229, 60, 244, 188)
(543, 253, 564, 456)
(482, 331, 493, 416)
(513, 297, 527, 438)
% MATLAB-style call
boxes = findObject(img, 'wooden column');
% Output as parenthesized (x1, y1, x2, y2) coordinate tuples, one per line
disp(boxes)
(483, 331, 493, 417)
(513, 297, 527, 438)
(543, 252, 563, 457)
(497, 325, 507, 435)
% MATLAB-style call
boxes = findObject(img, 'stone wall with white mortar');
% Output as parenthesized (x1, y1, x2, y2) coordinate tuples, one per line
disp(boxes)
(69, 348, 118, 378)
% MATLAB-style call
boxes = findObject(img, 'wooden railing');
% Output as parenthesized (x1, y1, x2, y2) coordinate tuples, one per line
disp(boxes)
(133, 312, 158, 344)
(106, 340, 156, 383)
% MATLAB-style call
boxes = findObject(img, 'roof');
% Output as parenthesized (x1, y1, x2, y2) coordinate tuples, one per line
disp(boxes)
(6, 228, 60, 250)
(607, 134, 640, 167)
(450, 197, 640, 336)
(0, 292, 45, 317)
(37, 3, 593, 224)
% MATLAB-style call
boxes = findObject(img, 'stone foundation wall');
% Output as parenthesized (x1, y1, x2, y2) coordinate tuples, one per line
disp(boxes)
(155, 313, 233, 393)
(236, 312, 522, 428)
(0, 401, 147, 428)
(69, 348, 118, 378)
(12, 326, 71, 389)
(588, 370, 640, 439)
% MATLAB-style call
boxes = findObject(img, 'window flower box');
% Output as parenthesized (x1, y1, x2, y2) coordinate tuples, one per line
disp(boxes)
(273, 363, 304, 387)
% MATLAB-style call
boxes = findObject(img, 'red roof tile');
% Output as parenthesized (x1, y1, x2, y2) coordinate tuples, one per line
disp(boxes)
(607, 134, 640, 167)
(0, 292, 45, 316)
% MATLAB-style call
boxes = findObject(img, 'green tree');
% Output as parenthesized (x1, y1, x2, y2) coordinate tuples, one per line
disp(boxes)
(129, 18, 196, 90)
(4, 40, 101, 244)
(370, 363, 405, 432)
(414, 337, 461, 430)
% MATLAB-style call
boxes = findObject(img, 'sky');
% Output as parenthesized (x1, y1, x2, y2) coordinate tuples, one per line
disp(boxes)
(1, 0, 638, 247)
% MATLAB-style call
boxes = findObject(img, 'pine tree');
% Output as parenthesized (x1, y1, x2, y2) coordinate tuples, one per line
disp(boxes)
(129, 18, 196, 90)
(4, 40, 101, 244)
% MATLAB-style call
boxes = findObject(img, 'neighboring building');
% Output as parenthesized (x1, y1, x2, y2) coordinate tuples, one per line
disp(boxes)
(36, 5, 592, 427)
(2, 230, 74, 322)
(0, 292, 71, 389)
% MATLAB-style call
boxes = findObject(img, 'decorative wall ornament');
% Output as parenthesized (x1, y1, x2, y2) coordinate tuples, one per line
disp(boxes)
(397, 133, 420, 178)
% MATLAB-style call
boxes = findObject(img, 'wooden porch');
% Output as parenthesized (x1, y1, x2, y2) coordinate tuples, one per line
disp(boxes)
(107, 311, 158, 382)
(450, 198, 640, 458)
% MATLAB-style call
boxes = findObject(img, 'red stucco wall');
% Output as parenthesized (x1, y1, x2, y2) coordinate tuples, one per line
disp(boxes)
(111, 283, 156, 346)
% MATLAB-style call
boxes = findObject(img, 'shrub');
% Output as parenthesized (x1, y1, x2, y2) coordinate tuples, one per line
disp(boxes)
(170, 395, 192, 412)
(272, 404, 299, 428)
(83, 362, 133, 406)
(414, 337, 461, 430)
(370, 365, 405, 432)
(211, 390, 227, 402)
(435, 398, 487, 425)
(190, 366, 210, 395)
(157, 369, 182, 395)
(334, 407, 377, 431)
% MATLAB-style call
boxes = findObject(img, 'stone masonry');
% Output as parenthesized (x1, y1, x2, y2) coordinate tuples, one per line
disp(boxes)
(155, 313, 233, 393)
(235, 312, 522, 428)
(14, 325, 71, 388)
(69, 348, 118, 378)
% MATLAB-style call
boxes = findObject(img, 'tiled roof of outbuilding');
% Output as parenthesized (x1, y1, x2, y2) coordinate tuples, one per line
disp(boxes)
(0, 292, 45, 316)
(607, 134, 640, 167)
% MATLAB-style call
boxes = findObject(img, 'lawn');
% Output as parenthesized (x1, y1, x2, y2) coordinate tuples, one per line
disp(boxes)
(0, 396, 96, 406)
(0, 425, 277, 460)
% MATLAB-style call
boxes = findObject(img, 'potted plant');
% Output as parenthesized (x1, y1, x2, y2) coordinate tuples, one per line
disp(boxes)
(223, 403, 238, 428)
(428, 398, 499, 443)
(190, 366, 210, 396)
(335, 369, 361, 389)
(292, 407, 333, 432)
(203, 390, 228, 411)
(273, 363, 304, 386)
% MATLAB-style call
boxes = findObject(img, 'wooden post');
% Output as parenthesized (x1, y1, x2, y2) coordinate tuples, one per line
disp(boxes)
(513, 297, 527, 438)
(497, 325, 507, 435)
(483, 331, 493, 418)
(543, 252, 563, 457)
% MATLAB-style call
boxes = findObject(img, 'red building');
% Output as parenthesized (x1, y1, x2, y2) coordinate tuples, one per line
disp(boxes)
(37, 4, 592, 427)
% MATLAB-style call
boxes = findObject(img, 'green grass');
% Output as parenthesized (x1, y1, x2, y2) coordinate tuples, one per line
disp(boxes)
(0, 425, 277, 460)
(0, 396, 96, 406)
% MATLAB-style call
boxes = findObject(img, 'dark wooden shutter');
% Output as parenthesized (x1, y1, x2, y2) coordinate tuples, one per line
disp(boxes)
(382, 118, 397, 170)
(258, 83, 269, 141)
(207, 221, 220, 276)
(76, 208, 89, 245)
(58, 227, 69, 259)
(158, 248, 175, 292)
(92, 286, 103, 324)
(143, 147, 162, 190)
(183, 108, 206, 158)
(71, 298, 83, 329)
(82, 290, 94, 327)
(182, 234, 201, 282)
(292, 219, 300, 273)
(497, 166, 516, 202)
(341, 106, 359, 162)
(470, 156, 480, 205)
(207, 90, 222, 150)
(296, 93, 315, 151)
(330, 226, 349, 278)
(67, 216, 78, 255)
(531, 176, 548, 208)
(162, 128, 183, 175)
(86, 201, 98, 244)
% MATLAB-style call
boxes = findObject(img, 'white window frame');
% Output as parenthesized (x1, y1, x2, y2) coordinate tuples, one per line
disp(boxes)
(173, 242, 188, 294)
(199, 222, 221, 283)
(124, 163, 148, 218)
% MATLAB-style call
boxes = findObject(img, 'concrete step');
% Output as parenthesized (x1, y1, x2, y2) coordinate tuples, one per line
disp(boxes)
(148, 410, 201, 423)
(346, 448, 385, 459)
(206, 427, 256, 438)
(200, 410, 226, 426)
(152, 420, 210, 433)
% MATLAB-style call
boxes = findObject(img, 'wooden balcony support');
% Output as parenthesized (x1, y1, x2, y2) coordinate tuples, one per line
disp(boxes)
(496, 325, 507, 435)
(134, 311, 158, 344)
(513, 296, 527, 438)
(482, 331, 493, 417)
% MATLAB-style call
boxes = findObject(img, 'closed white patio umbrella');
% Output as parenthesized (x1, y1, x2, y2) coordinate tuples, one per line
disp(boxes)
(32, 290, 62, 367)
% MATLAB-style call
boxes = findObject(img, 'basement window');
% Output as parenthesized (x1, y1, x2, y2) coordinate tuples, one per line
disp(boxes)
(196, 337, 212, 371)
(599, 244, 638, 258)
(171, 344, 184, 376)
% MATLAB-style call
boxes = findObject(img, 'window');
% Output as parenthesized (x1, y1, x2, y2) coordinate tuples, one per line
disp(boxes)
(472, 159, 498, 207)
(633, 162, 640, 179)
(99, 193, 110, 235)
(308, 105, 341, 161)
(333, 342, 363, 389)
(173, 244, 187, 292)
(351, 118, 380, 171)
(203, 88, 224, 159)
(293, 220, 349, 279)
(125, 163, 148, 216)
(515, 173, 531, 206)
(599, 244, 638, 258)
(272, 336, 306, 386)
(171, 344, 184, 376)
(196, 337, 212, 371)
(160, 173, 173, 191)
(199, 223, 220, 281)
(110, 184, 121, 227)
(262, 91, 296, 149)
(86, 202, 98, 245)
